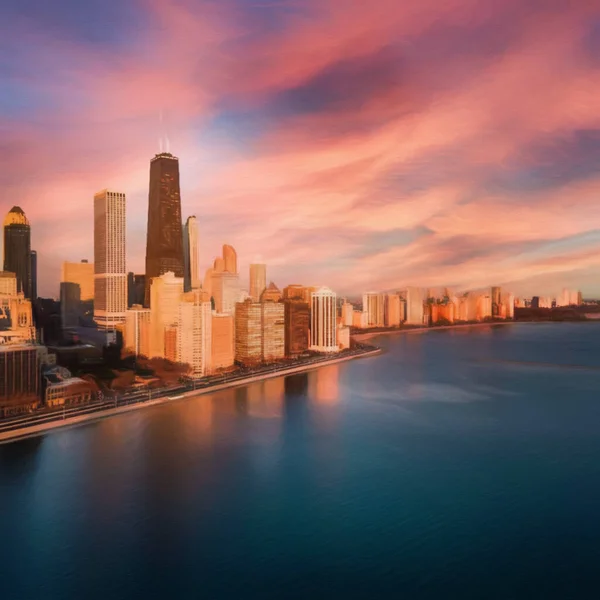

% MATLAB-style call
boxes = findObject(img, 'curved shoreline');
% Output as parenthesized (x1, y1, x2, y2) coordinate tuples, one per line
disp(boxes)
(0, 348, 381, 445)
(352, 321, 518, 341)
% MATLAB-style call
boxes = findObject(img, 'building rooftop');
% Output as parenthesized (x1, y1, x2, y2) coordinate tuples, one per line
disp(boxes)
(3, 206, 29, 227)
(47, 377, 88, 388)
(151, 152, 178, 161)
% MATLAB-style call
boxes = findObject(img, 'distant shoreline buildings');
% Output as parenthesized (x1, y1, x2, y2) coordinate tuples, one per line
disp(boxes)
(0, 147, 589, 419)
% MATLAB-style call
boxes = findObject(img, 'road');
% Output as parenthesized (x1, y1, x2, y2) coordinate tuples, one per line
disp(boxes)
(0, 347, 379, 437)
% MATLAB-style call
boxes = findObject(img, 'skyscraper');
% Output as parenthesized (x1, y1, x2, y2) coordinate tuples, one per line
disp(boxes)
(223, 244, 237, 274)
(144, 152, 185, 306)
(405, 287, 424, 325)
(476, 293, 492, 320)
(234, 299, 285, 365)
(125, 305, 151, 357)
(235, 299, 262, 365)
(127, 273, 146, 307)
(177, 290, 212, 376)
(491, 286, 501, 317)
(60, 282, 81, 329)
(261, 302, 285, 362)
(3, 206, 32, 299)
(283, 285, 316, 304)
(211, 313, 234, 371)
(341, 301, 354, 327)
(310, 287, 338, 352)
(62, 260, 94, 301)
(384, 293, 401, 327)
(93, 190, 127, 331)
(249, 264, 266, 302)
(363, 292, 385, 327)
(183, 216, 200, 293)
(149, 271, 184, 358)
(284, 299, 309, 357)
(30, 250, 37, 302)
(211, 271, 240, 315)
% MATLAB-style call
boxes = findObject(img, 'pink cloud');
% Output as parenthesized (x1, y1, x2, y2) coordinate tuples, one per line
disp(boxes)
(3, 0, 600, 298)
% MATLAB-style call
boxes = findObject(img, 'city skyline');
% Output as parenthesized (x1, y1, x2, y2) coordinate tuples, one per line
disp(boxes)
(2, 1, 600, 298)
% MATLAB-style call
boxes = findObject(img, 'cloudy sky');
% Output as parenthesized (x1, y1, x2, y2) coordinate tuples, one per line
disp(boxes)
(3, 0, 600, 298)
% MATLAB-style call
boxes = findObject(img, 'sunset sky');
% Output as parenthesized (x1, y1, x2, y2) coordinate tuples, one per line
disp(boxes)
(3, 0, 600, 299)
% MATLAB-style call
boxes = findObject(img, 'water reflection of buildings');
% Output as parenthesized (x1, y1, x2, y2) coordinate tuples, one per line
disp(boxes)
(308, 364, 340, 405)
(246, 377, 285, 420)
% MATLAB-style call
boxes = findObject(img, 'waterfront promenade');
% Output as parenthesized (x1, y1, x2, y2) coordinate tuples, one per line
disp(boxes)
(0, 347, 381, 444)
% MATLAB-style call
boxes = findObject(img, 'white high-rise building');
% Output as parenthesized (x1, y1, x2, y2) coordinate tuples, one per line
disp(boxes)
(183, 216, 200, 293)
(177, 290, 212, 377)
(405, 287, 424, 325)
(249, 264, 267, 302)
(149, 271, 184, 358)
(93, 190, 126, 330)
(310, 287, 338, 352)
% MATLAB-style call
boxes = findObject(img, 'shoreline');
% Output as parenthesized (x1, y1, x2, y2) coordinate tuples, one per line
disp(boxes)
(352, 321, 518, 341)
(0, 348, 381, 445)
(352, 319, 599, 341)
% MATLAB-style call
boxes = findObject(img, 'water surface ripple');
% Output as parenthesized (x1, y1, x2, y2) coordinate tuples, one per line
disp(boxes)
(2, 323, 600, 599)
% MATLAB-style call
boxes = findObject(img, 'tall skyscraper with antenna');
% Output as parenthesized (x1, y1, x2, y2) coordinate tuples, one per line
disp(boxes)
(144, 151, 185, 306)
(3, 206, 32, 299)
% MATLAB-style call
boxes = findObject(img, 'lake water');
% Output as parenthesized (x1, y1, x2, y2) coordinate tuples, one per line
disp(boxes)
(2, 322, 600, 599)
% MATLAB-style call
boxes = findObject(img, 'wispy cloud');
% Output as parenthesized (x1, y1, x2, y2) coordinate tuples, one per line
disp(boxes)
(2, 0, 600, 297)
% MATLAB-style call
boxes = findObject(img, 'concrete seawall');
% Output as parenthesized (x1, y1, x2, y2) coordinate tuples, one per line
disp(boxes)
(0, 349, 381, 445)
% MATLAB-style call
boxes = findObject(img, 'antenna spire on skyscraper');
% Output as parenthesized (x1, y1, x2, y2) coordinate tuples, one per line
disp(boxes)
(159, 109, 165, 153)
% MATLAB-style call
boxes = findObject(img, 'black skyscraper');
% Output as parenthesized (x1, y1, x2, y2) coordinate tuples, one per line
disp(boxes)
(127, 272, 146, 307)
(144, 153, 184, 306)
(3, 206, 32, 299)
(30, 250, 37, 301)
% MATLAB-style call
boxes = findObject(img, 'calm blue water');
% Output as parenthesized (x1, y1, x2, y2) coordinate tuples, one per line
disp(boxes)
(2, 323, 600, 599)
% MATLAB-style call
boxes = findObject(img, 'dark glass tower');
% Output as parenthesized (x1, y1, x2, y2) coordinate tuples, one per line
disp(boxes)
(144, 153, 184, 306)
(30, 250, 37, 301)
(3, 206, 32, 299)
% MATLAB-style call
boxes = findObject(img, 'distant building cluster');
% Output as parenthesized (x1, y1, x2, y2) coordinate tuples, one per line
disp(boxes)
(0, 150, 587, 419)
(347, 287, 516, 329)
(103, 152, 348, 380)
(525, 289, 583, 309)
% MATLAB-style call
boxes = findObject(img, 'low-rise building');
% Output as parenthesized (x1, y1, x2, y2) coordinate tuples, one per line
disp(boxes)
(43, 366, 95, 407)
(0, 343, 41, 417)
